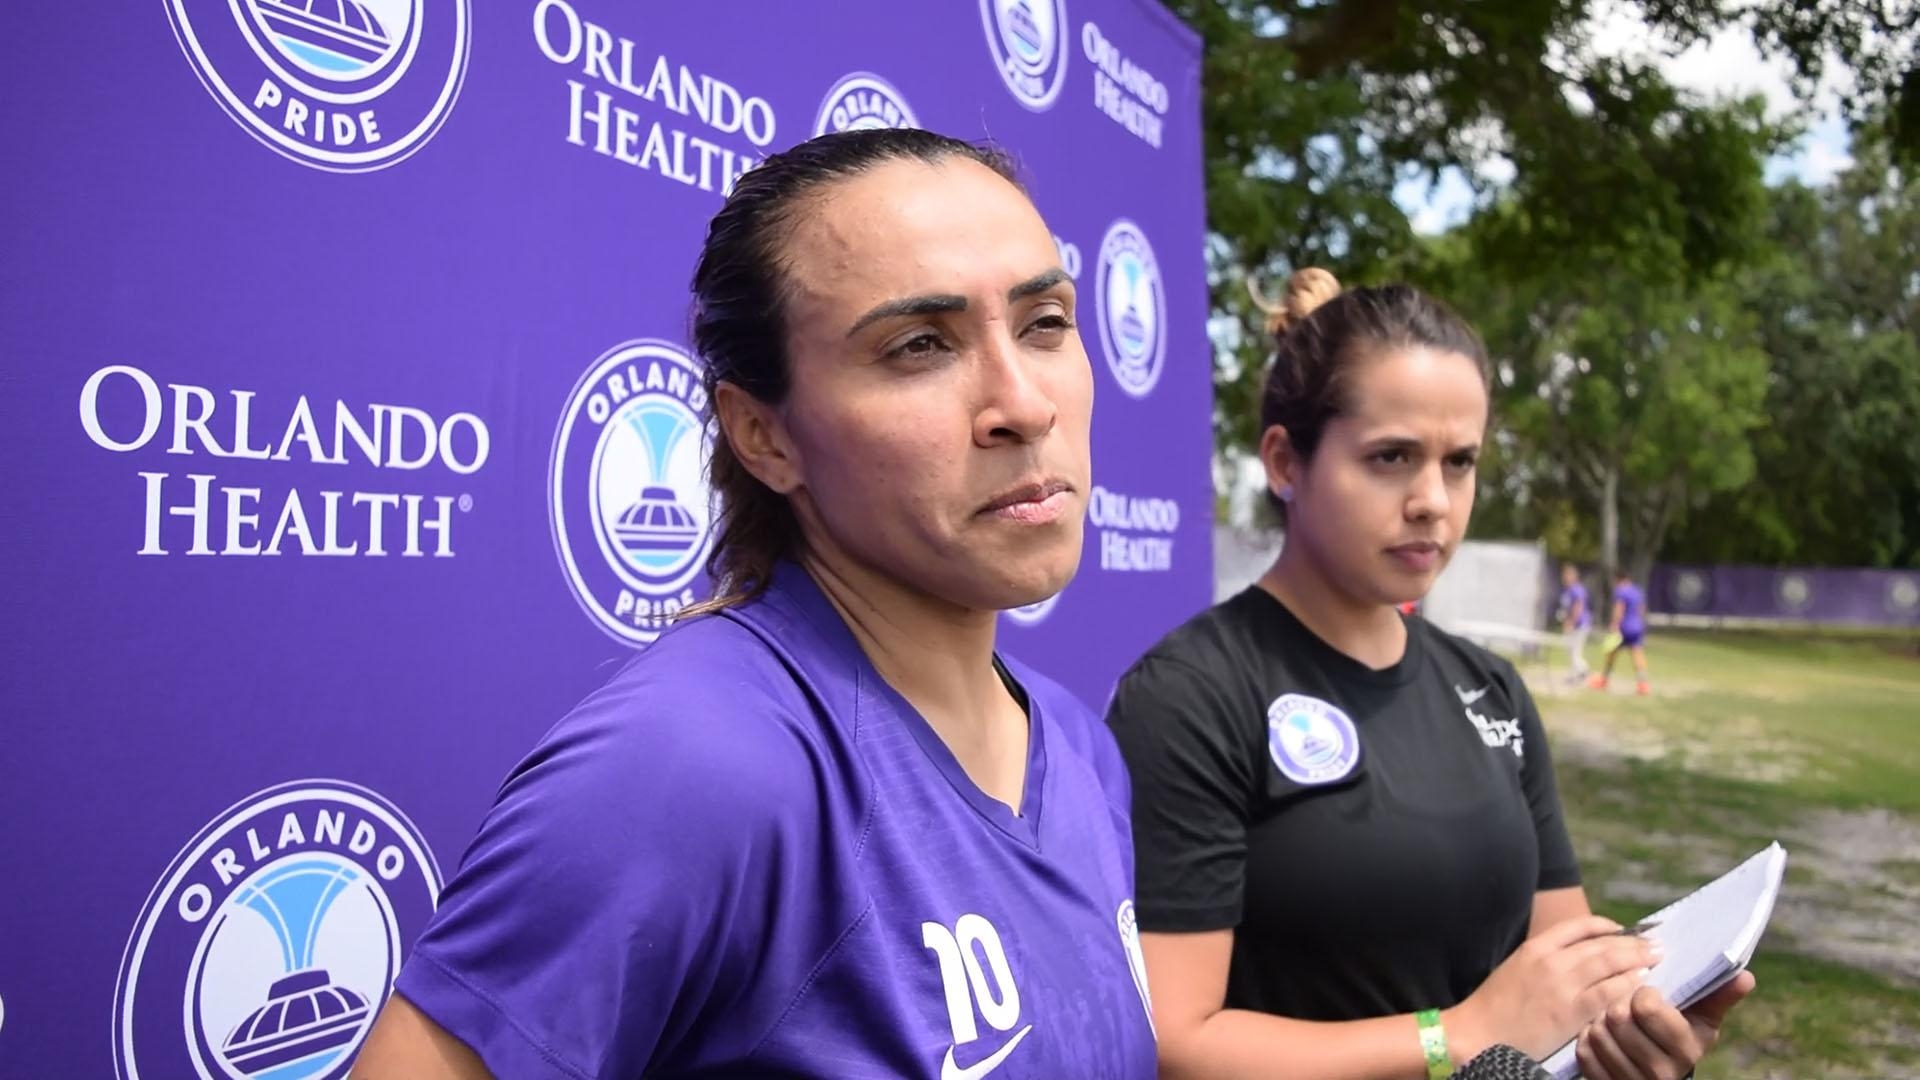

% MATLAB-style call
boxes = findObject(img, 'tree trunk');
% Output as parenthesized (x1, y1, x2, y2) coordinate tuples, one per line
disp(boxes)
(1599, 464, 1620, 584)
(1626, 477, 1685, 583)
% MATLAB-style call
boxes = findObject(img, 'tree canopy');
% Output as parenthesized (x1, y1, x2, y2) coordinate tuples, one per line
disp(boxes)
(1173, 0, 1919, 570)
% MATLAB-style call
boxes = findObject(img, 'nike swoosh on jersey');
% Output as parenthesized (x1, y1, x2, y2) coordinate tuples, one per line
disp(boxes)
(941, 1024, 1034, 1080)
(1455, 684, 1491, 705)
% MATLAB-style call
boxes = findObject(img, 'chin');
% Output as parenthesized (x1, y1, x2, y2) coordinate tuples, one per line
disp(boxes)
(1372, 574, 1433, 609)
(987, 547, 1081, 610)
(929, 521, 1082, 612)
(999, 563, 1076, 609)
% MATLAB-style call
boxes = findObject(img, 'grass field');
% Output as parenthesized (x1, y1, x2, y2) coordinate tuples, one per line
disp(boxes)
(1527, 629, 1920, 1079)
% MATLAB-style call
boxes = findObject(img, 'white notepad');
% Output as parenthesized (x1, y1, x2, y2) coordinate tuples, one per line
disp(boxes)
(1543, 842, 1787, 1079)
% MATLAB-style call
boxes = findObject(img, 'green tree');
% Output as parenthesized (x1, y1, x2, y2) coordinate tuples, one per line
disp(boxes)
(1171, 0, 1916, 474)
(1662, 134, 1920, 567)
(1395, 89, 1780, 581)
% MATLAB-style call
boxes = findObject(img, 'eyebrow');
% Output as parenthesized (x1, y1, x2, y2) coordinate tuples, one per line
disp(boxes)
(846, 293, 967, 338)
(1008, 267, 1070, 301)
(844, 268, 1071, 339)
(1362, 435, 1481, 454)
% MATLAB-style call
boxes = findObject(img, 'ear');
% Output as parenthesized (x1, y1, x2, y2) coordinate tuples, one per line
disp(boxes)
(714, 382, 802, 495)
(1258, 424, 1301, 504)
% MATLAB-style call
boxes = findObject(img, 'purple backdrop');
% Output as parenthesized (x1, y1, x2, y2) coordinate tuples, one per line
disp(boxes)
(0, 2, 1209, 1075)
(1651, 565, 1920, 627)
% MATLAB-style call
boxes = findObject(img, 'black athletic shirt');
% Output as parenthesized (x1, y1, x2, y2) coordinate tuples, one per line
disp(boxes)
(1105, 586, 1581, 1023)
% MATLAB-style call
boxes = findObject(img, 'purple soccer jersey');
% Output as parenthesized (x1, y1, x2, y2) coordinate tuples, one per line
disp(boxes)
(393, 563, 1158, 1079)
(1560, 582, 1591, 629)
(1615, 582, 1647, 636)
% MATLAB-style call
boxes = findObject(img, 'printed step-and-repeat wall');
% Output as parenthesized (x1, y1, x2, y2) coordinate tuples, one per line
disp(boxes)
(1, 2, 1208, 1075)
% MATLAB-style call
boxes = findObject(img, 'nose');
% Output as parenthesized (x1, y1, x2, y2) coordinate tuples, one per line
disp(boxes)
(1405, 460, 1449, 523)
(973, 328, 1057, 448)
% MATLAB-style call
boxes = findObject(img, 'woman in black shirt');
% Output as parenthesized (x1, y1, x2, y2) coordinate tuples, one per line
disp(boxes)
(1106, 270, 1751, 1080)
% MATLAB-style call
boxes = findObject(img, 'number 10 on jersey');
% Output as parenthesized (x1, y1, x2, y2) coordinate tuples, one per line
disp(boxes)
(922, 914, 1024, 1044)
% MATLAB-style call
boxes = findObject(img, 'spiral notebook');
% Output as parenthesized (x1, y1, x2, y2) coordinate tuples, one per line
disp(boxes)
(1542, 842, 1788, 1080)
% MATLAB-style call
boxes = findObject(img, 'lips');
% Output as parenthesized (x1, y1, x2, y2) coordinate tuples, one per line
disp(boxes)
(1386, 540, 1443, 572)
(979, 478, 1074, 525)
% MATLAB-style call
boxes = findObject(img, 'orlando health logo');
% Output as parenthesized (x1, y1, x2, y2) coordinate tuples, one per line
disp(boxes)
(814, 72, 919, 137)
(114, 779, 441, 1080)
(551, 339, 716, 645)
(1095, 219, 1168, 398)
(165, 0, 471, 171)
(980, 0, 1070, 110)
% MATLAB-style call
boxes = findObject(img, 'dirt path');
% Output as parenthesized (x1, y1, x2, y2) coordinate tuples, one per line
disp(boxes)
(1549, 712, 1920, 986)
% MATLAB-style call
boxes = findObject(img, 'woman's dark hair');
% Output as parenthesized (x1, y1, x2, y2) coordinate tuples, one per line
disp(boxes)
(685, 128, 1023, 611)
(1248, 268, 1491, 522)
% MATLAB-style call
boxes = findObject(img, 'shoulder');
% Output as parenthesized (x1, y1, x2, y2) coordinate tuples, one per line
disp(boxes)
(1137, 590, 1265, 672)
(1103, 599, 1270, 783)
(502, 615, 829, 852)
(1110, 592, 1267, 712)
(1410, 618, 1531, 701)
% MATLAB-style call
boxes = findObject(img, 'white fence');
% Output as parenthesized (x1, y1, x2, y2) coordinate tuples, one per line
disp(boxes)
(1213, 527, 1555, 650)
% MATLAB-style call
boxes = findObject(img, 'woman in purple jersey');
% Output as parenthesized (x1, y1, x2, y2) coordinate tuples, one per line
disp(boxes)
(1558, 563, 1593, 684)
(355, 129, 1158, 1078)
(1591, 570, 1653, 695)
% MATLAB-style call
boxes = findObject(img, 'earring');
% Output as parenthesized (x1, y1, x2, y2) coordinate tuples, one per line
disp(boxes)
(1278, 485, 1294, 503)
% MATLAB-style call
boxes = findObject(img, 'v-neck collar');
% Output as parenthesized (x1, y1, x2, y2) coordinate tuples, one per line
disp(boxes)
(750, 562, 1048, 849)
(859, 660, 1048, 850)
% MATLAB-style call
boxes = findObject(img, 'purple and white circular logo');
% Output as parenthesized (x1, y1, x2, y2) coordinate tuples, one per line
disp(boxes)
(1095, 219, 1167, 399)
(814, 72, 920, 136)
(113, 780, 441, 1080)
(1776, 572, 1814, 613)
(1673, 569, 1710, 610)
(1266, 694, 1361, 785)
(1888, 575, 1920, 615)
(980, 0, 1070, 111)
(165, 0, 471, 171)
(550, 340, 717, 646)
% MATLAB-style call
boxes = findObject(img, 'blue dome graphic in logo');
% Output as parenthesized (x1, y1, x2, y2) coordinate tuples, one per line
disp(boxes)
(1095, 219, 1168, 399)
(213, 860, 373, 1078)
(1285, 713, 1338, 767)
(551, 340, 717, 646)
(980, 0, 1068, 110)
(114, 780, 440, 1080)
(1116, 255, 1150, 357)
(609, 402, 703, 571)
(1004, 0, 1046, 61)
(249, 0, 401, 78)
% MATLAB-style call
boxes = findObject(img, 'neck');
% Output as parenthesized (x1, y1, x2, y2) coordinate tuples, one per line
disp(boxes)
(1260, 541, 1408, 670)
(799, 548, 1007, 723)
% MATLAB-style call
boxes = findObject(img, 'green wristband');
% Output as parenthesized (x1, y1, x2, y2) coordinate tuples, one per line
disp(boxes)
(1416, 1009, 1455, 1080)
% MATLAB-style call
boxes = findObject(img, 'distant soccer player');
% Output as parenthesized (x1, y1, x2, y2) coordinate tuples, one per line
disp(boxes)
(1557, 563, 1592, 683)
(1591, 569, 1651, 695)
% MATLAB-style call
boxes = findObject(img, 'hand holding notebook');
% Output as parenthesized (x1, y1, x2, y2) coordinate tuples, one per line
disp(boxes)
(1542, 843, 1787, 1079)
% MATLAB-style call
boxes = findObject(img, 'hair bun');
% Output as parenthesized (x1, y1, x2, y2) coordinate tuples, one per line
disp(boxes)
(1247, 267, 1342, 340)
